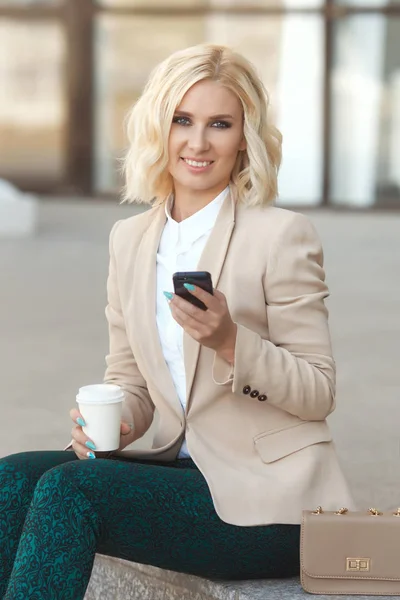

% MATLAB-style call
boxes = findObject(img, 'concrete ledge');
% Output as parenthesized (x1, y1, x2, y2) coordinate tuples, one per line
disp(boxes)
(85, 554, 395, 600)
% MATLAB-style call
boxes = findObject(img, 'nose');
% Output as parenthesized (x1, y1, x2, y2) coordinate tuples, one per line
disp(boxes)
(187, 125, 210, 153)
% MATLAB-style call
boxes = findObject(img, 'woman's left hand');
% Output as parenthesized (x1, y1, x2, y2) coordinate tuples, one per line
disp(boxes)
(167, 286, 237, 364)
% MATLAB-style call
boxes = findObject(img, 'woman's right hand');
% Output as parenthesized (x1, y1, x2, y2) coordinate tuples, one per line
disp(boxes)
(69, 408, 135, 460)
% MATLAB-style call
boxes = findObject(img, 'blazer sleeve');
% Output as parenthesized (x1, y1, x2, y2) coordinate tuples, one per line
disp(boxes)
(213, 212, 335, 421)
(104, 221, 155, 440)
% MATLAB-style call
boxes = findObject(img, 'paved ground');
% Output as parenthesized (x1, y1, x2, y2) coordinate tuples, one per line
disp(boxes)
(1, 198, 399, 512)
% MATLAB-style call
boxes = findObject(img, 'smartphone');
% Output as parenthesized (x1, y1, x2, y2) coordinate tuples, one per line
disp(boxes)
(172, 271, 213, 311)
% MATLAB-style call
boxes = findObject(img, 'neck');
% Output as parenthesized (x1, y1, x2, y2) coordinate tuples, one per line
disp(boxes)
(171, 183, 228, 223)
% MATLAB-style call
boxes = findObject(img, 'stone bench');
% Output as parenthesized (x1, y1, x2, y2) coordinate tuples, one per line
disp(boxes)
(85, 554, 394, 600)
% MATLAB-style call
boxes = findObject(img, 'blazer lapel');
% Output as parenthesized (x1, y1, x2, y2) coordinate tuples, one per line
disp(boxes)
(184, 187, 237, 408)
(132, 204, 184, 419)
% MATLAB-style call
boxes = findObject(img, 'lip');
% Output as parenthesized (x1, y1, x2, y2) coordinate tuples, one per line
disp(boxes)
(180, 157, 214, 174)
(182, 157, 215, 162)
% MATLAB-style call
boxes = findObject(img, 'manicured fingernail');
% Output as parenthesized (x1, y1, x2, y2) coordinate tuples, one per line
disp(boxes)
(163, 291, 173, 300)
(87, 452, 96, 459)
(77, 417, 86, 427)
(183, 283, 195, 292)
(85, 441, 96, 451)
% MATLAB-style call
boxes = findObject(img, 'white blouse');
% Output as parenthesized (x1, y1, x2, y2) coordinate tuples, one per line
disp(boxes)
(155, 186, 229, 458)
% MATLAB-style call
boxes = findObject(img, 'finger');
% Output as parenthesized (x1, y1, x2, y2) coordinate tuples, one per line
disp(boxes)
(171, 302, 206, 329)
(70, 408, 86, 427)
(71, 424, 96, 453)
(212, 289, 227, 304)
(71, 439, 96, 460)
(170, 295, 209, 324)
(120, 421, 134, 436)
(181, 284, 220, 311)
(171, 305, 213, 342)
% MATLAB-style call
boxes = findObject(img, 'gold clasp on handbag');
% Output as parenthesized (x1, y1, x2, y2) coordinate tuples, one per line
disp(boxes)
(346, 558, 371, 572)
(311, 506, 323, 514)
(334, 507, 348, 515)
(368, 508, 382, 516)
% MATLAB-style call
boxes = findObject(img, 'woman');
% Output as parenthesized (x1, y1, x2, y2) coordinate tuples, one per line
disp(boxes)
(0, 44, 354, 599)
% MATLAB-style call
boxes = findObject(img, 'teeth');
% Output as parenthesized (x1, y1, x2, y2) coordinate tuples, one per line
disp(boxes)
(184, 159, 212, 168)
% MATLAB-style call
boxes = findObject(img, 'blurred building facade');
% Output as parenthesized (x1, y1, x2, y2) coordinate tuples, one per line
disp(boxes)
(0, 0, 399, 207)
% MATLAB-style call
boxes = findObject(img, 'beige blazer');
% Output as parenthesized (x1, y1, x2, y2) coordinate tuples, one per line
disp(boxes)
(104, 188, 355, 526)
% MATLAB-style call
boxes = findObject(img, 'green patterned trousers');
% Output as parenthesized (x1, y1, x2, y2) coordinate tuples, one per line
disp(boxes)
(0, 451, 300, 599)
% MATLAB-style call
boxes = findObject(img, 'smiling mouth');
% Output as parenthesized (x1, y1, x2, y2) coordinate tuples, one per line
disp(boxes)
(181, 158, 214, 168)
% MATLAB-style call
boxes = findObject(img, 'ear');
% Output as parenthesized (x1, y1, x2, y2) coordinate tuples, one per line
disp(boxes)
(239, 137, 247, 152)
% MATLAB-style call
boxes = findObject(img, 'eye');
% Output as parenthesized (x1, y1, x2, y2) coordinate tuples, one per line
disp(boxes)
(172, 116, 191, 126)
(211, 121, 232, 129)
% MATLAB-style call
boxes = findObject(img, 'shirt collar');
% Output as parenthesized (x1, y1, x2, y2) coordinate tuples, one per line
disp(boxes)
(164, 186, 229, 250)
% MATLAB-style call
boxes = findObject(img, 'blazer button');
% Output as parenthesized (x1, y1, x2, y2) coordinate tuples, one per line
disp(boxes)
(250, 390, 259, 398)
(243, 385, 251, 395)
(258, 394, 267, 402)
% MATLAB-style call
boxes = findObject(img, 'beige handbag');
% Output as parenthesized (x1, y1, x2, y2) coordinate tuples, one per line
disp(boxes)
(301, 506, 400, 596)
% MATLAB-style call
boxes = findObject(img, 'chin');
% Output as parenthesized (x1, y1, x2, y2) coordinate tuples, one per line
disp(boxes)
(175, 175, 213, 190)
(186, 182, 218, 193)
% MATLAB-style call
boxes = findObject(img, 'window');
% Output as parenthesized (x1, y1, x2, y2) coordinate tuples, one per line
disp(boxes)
(0, 19, 66, 184)
(330, 16, 400, 207)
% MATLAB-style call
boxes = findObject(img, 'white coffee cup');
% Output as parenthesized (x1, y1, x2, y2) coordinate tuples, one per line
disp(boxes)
(76, 384, 125, 451)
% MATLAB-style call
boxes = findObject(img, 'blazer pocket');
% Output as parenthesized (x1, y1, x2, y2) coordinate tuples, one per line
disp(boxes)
(254, 421, 332, 464)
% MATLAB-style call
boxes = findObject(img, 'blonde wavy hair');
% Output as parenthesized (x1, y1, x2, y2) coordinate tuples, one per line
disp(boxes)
(122, 44, 282, 207)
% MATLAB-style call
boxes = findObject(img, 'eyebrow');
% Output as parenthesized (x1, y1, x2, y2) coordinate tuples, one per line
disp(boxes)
(174, 110, 235, 120)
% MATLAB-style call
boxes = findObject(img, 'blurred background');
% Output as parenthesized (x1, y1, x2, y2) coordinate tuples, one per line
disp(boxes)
(0, 0, 399, 511)
(0, 0, 400, 206)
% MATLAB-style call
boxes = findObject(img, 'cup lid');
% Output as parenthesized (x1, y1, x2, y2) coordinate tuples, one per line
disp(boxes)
(76, 384, 125, 404)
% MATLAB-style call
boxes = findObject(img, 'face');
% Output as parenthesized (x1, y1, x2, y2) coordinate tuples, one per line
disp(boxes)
(167, 79, 246, 201)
